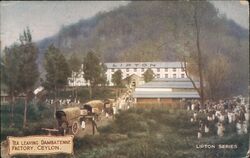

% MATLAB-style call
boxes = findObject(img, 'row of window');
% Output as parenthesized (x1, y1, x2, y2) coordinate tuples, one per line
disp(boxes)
(111, 68, 185, 72)
(156, 74, 185, 78)
(108, 73, 185, 79)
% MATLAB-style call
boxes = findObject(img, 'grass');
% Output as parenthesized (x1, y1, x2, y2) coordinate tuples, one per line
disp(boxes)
(1, 103, 249, 158)
(74, 107, 249, 158)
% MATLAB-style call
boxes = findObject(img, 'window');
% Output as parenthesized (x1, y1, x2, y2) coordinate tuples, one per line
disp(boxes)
(165, 68, 168, 72)
(165, 74, 168, 78)
(141, 68, 144, 72)
(173, 74, 176, 78)
(134, 68, 137, 72)
(181, 68, 185, 72)
(181, 74, 185, 78)
(157, 74, 160, 78)
(173, 68, 176, 72)
(126, 68, 129, 72)
(157, 68, 160, 72)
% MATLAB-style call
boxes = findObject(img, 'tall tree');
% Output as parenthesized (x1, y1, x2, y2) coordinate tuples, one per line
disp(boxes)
(112, 70, 123, 87)
(68, 53, 82, 99)
(193, 2, 205, 109)
(112, 70, 123, 97)
(177, 2, 210, 107)
(205, 55, 230, 100)
(17, 27, 39, 128)
(68, 53, 82, 72)
(143, 68, 155, 83)
(43, 45, 70, 113)
(1, 45, 21, 127)
(83, 51, 107, 99)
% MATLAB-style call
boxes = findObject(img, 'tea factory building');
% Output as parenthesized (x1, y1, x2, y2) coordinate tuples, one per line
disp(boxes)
(68, 62, 187, 87)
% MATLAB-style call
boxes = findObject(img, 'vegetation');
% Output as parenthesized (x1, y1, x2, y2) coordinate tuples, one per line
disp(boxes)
(83, 51, 107, 99)
(111, 70, 123, 87)
(1, 101, 56, 141)
(43, 44, 71, 94)
(75, 107, 248, 158)
(67, 53, 82, 99)
(143, 68, 155, 83)
(3, 106, 247, 158)
(2, 27, 39, 128)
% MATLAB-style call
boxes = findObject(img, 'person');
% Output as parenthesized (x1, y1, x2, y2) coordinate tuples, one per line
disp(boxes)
(217, 122, 225, 137)
(198, 130, 202, 139)
(80, 118, 85, 130)
(193, 112, 197, 122)
(205, 124, 209, 133)
(91, 117, 98, 135)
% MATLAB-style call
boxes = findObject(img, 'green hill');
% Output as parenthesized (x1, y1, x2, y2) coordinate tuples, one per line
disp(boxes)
(38, 1, 248, 61)
(38, 1, 249, 96)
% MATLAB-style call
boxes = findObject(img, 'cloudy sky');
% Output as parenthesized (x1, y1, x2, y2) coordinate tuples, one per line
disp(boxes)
(0, 1, 249, 49)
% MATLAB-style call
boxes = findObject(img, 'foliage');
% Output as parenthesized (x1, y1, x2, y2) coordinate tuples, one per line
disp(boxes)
(143, 68, 155, 82)
(83, 51, 107, 98)
(111, 70, 123, 87)
(1, 102, 55, 141)
(43, 44, 70, 92)
(17, 27, 39, 93)
(1, 44, 21, 95)
(78, 107, 248, 158)
(2, 27, 39, 128)
(68, 52, 82, 72)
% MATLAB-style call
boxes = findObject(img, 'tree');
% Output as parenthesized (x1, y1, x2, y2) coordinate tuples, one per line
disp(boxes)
(68, 53, 82, 72)
(143, 68, 155, 83)
(1, 45, 21, 127)
(112, 70, 123, 87)
(112, 70, 123, 97)
(192, 2, 205, 109)
(43, 45, 70, 113)
(83, 51, 107, 99)
(176, 2, 208, 108)
(17, 27, 39, 128)
(68, 53, 82, 99)
(205, 55, 230, 100)
(43, 45, 70, 91)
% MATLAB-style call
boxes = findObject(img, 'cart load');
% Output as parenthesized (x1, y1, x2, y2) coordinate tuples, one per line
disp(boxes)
(104, 99, 115, 108)
(84, 100, 104, 114)
(56, 107, 81, 135)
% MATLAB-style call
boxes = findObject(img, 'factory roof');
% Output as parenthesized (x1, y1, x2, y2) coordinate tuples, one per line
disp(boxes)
(133, 91, 200, 98)
(133, 78, 200, 99)
(137, 78, 199, 89)
(105, 62, 184, 69)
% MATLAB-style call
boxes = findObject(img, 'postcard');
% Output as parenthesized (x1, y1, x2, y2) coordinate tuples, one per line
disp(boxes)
(0, 1, 249, 158)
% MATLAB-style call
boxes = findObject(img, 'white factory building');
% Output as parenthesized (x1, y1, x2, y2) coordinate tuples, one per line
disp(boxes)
(68, 62, 187, 87)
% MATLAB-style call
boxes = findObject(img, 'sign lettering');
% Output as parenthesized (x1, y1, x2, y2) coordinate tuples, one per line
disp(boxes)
(8, 135, 74, 156)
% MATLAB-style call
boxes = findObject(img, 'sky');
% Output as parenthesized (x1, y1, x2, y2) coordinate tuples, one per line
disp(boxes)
(0, 1, 249, 49)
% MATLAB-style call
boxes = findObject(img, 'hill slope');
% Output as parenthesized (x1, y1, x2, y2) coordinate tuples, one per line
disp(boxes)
(37, 1, 249, 95)
(38, 1, 248, 61)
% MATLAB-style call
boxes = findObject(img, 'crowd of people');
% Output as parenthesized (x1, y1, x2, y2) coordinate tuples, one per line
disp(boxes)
(45, 98, 80, 106)
(184, 96, 249, 138)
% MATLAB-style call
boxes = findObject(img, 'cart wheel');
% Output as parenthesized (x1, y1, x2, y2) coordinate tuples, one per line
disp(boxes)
(72, 121, 79, 135)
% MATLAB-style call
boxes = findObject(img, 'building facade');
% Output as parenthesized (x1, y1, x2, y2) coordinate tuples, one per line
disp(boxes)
(68, 62, 187, 87)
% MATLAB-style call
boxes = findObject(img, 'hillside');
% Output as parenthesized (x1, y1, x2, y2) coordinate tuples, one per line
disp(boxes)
(38, 1, 248, 62)
(37, 1, 249, 95)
